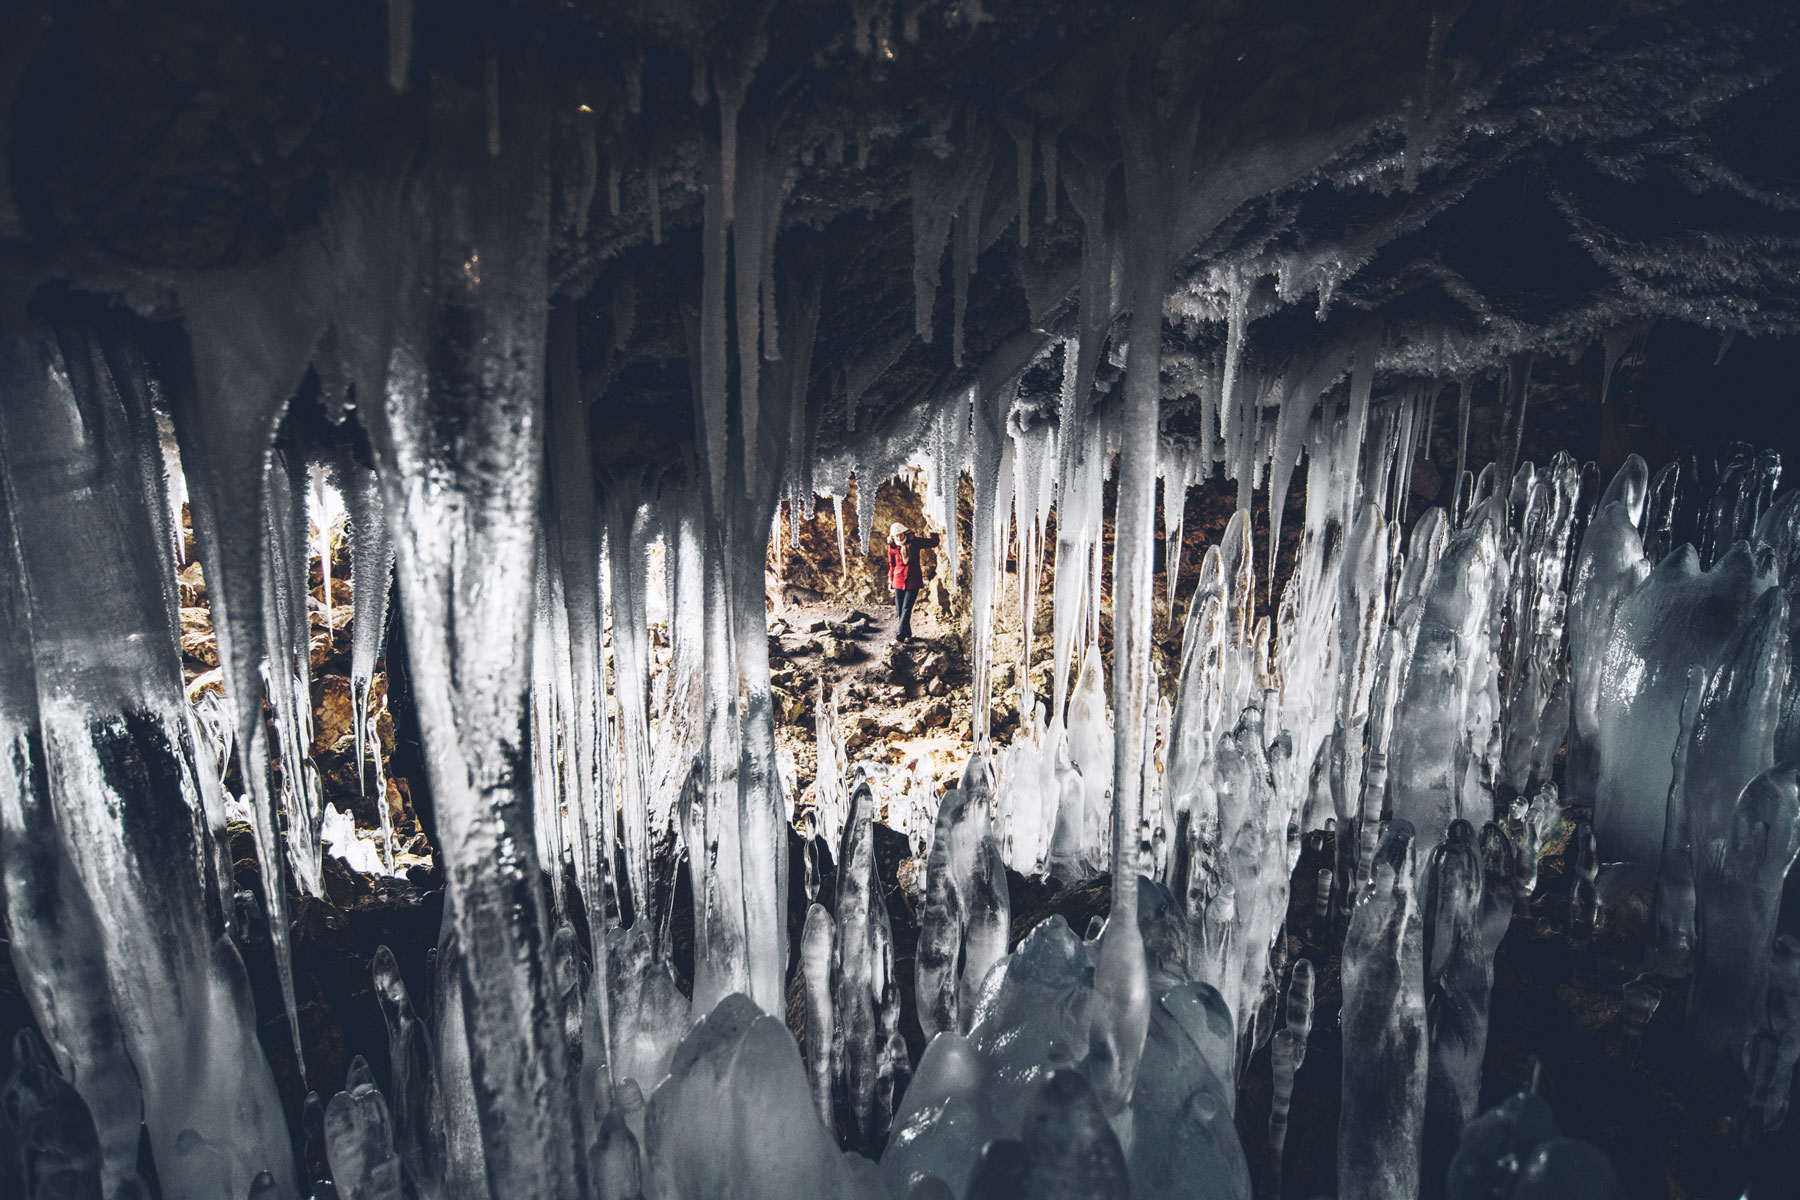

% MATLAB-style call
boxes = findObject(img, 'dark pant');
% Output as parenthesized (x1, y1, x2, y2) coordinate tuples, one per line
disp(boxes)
(894, 587, 919, 639)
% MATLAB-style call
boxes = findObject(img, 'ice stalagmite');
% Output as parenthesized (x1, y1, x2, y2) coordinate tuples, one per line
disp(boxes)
(1388, 521, 1501, 848)
(1421, 820, 1511, 1172)
(1745, 936, 1800, 1132)
(800, 902, 836, 1123)
(3, 1025, 111, 1197)
(1648, 672, 1699, 971)
(1590, 540, 1774, 864)
(1330, 503, 1390, 910)
(324, 1057, 405, 1200)
(1267, 959, 1315, 1198)
(1687, 763, 1800, 1084)
(0, 327, 297, 1197)
(372, 946, 446, 1200)
(1499, 454, 1580, 799)
(1339, 821, 1427, 1200)
(644, 995, 870, 1200)
(1565, 457, 1651, 809)
(834, 778, 892, 1152)
(605, 925, 686, 1097)
(916, 786, 971, 1039)
(358, 72, 585, 1199)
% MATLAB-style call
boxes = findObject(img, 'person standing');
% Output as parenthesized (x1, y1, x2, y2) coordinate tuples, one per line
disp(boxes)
(887, 522, 939, 641)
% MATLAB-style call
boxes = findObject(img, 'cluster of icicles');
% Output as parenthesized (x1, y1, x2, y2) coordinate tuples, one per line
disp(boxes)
(1, 67, 1798, 1200)
(6, 284, 1800, 1200)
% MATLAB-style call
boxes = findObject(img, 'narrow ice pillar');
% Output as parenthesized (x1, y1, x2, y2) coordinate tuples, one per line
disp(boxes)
(364, 73, 585, 1200)
(1085, 76, 1199, 1115)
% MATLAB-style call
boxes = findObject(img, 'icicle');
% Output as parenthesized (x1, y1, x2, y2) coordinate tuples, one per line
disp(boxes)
(484, 43, 502, 157)
(332, 440, 391, 824)
(698, 137, 730, 514)
(1219, 267, 1251, 455)
(623, 51, 643, 114)
(732, 116, 766, 494)
(1003, 111, 1033, 249)
(1443, 372, 1468, 501)
(547, 305, 617, 986)
(647, 162, 662, 246)
(1040, 122, 1059, 226)
(1599, 327, 1636, 409)
(856, 473, 876, 556)
(386, 0, 413, 94)
(1061, 141, 1115, 427)
(690, 56, 710, 107)
(831, 492, 849, 576)
(912, 158, 955, 343)
(1163, 458, 1186, 625)
(950, 147, 991, 368)
(264, 443, 324, 900)
(575, 119, 599, 237)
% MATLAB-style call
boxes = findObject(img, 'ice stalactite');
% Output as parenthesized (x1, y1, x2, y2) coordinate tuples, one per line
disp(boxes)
(0, 327, 297, 1197)
(909, 121, 976, 346)
(335, 433, 393, 820)
(608, 500, 657, 920)
(264, 441, 325, 899)
(544, 304, 615, 1033)
(1081, 44, 1203, 1122)
(0, 472, 150, 1200)
(354, 69, 586, 1199)
(968, 383, 1010, 746)
(171, 240, 336, 1081)
(1003, 111, 1032, 250)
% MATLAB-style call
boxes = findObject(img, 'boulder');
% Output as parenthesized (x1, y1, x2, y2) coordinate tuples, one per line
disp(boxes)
(821, 636, 862, 663)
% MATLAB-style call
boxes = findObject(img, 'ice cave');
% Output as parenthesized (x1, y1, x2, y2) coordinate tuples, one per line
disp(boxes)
(1, 2, 1798, 1198)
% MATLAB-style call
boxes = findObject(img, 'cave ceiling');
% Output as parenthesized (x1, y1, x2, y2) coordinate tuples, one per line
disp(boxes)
(2, 0, 1795, 493)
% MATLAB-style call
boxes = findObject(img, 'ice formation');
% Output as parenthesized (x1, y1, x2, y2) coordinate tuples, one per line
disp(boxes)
(2, 7, 1799, 1200)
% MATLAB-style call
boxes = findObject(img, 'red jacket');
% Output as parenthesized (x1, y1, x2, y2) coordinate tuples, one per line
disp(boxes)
(887, 533, 939, 590)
